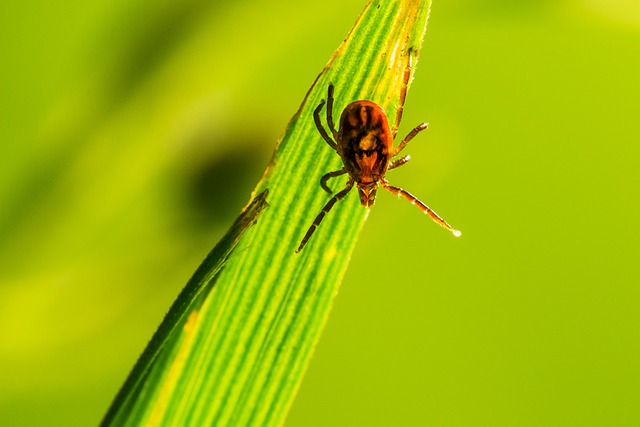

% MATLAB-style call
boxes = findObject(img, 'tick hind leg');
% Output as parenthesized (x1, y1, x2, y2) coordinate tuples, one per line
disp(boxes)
(326, 84, 339, 140)
(391, 50, 415, 138)
(295, 180, 354, 253)
(380, 179, 461, 237)
(314, 97, 337, 151)
(320, 168, 347, 194)
(388, 155, 410, 170)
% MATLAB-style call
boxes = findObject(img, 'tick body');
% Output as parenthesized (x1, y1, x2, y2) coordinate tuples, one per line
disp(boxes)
(295, 84, 460, 253)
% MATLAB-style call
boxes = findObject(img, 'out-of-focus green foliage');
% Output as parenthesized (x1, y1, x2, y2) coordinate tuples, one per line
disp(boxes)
(1, 0, 639, 426)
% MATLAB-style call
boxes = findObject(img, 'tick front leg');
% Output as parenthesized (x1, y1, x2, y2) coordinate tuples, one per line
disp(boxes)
(380, 179, 461, 237)
(295, 180, 354, 253)
(314, 98, 338, 151)
(392, 123, 428, 157)
(320, 168, 347, 194)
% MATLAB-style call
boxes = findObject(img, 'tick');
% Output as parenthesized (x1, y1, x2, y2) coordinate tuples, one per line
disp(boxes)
(295, 84, 461, 253)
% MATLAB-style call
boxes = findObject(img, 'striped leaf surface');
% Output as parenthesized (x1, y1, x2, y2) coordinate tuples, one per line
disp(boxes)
(102, 1, 432, 425)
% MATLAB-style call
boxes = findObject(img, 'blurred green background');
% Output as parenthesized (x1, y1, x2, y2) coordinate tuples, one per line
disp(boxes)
(1, 0, 639, 425)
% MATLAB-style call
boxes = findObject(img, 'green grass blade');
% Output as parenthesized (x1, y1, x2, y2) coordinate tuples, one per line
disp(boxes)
(101, 190, 270, 426)
(102, 0, 432, 425)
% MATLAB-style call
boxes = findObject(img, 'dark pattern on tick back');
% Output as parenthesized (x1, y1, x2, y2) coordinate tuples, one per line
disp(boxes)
(295, 84, 461, 253)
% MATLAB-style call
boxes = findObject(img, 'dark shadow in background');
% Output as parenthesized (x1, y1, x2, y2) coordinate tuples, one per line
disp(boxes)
(181, 135, 272, 230)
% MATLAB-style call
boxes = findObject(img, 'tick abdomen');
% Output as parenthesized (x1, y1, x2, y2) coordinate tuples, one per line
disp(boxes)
(339, 101, 391, 181)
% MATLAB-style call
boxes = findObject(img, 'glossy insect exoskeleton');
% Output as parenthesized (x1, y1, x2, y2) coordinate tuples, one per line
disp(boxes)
(295, 84, 460, 253)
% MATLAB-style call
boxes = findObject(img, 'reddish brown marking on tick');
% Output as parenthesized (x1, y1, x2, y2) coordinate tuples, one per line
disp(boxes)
(295, 84, 461, 253)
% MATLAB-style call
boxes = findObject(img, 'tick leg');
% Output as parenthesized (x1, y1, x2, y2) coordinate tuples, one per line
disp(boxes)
(326, 84, 339, 141)
(314, 98, 338, 151)
(320, 168, 347, 194)
(295, 180, 354, 253)
(380, 179, 461, 237)
(392, 123, 428, 157)
(391, 52, 413, 137)
(388, 155, 410, 170)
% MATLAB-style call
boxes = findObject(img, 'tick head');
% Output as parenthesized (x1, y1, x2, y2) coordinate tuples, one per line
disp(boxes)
(357, 182, 377, 207)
